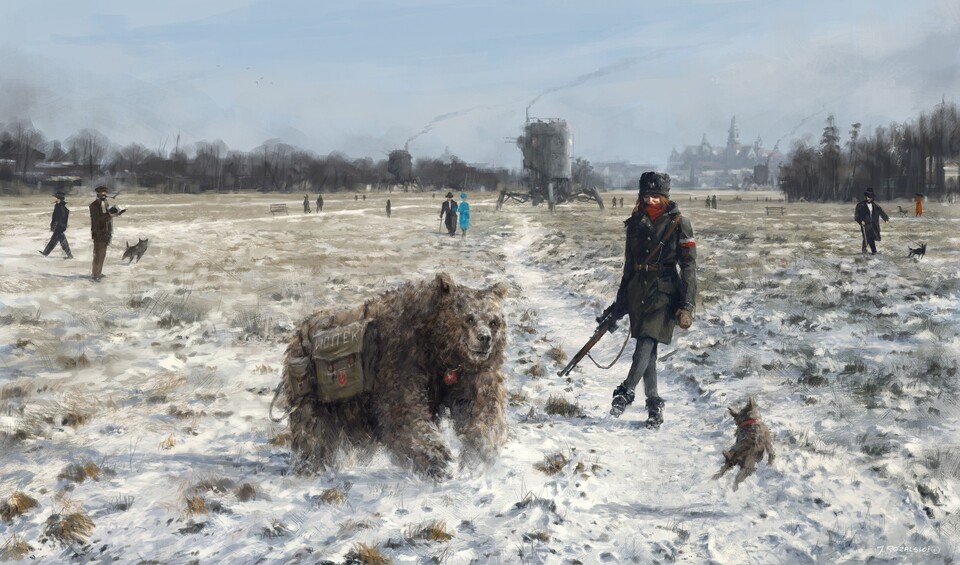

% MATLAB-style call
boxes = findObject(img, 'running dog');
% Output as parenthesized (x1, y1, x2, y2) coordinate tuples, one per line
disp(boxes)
(121, 238, 149, 264)
(907, 242, 927, 260)
(713, 396, 775, 490)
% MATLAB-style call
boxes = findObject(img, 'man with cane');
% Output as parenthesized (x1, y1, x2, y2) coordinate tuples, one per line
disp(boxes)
(854, 188, 889, 255)
(439, 191, 457, 237)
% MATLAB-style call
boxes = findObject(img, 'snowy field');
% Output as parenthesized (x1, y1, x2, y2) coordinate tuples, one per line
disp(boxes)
(0, 189, 958, 564)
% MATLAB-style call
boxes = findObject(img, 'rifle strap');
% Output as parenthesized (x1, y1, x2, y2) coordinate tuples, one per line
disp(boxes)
(586, 330, 631, 370)
(641, 214, 683, 265)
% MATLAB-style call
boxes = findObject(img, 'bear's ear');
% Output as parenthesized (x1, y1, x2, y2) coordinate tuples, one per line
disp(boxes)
(728, 406, 738, 417)
(747, 396, 756, 410)
(487, 281, 509, 299)
(435, 272, 455, 295)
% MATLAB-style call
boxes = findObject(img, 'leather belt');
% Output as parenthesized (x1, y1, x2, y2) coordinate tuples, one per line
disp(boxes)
(635, 262, 675, 272)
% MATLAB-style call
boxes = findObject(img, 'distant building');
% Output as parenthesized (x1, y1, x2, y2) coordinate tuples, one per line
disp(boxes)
(667, 117, 784, 189)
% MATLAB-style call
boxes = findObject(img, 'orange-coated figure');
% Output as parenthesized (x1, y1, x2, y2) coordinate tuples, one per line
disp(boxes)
(915, 193, 923, 217)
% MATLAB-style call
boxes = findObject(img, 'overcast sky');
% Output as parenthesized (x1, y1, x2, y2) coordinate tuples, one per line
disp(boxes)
(2, 0, 958, 168)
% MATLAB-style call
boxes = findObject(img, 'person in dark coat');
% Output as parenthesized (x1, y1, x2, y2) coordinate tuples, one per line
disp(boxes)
(40, 191, 73, 258)
(854, 187, 889, 255)
(316, 193, 323, 212)
(611, 196, 617, 209)
(619, 197, 624, 208)
(386, 199, 392, 218)
(440, 192, 458, 236)
(602, 172, 697, 428)
(303, 194, 311, 214)
(89, 185, 122, 281)
(711, 194, 718, 209)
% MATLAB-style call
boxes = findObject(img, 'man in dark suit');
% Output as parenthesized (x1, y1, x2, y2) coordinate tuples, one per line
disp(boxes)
(40, 191, 73, 258)
(89, 185, 122, 281)
(440, 191, 458, 236)
(854, 187, 889, 255)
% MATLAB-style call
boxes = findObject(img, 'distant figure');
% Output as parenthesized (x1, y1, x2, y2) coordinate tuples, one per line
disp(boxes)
(458, 192, 471, 237)
(711, 195, 718, 209)
(619, 197, 624, 208)
(611, 196, 617, 209)
(89, 185, 122, 282)
(316, 193, 323, 212)
(915, 193, 923, 217)
(354, 194, 358, 201)
(386, 199, 392, 218)
(705, 196, 711, 209)
(855, 187, 889, 255)
(363, 194, 366, 201)
(440, 192, 458, 236)
(303, 194, 311, 214)
(40, 191, 72, 259)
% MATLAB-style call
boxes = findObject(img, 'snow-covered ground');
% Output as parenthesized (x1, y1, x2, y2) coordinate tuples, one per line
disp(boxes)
(0, 189, 957, 564)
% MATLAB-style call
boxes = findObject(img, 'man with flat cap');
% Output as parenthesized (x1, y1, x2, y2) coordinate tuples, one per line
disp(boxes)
(599, 172, 698, 428)
(39, 191, 73, 259)
(854, 188, 889, 255)
(89, 185, 123, 281)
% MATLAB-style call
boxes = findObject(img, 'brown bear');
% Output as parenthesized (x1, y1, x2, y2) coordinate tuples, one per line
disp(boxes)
(279, 273, 509, 480)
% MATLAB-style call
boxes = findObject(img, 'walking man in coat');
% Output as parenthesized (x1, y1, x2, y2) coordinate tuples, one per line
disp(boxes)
(601, 172, 697, 428)
(316, 193, 323, 212)
(303, 194, 311, 214)
(854, 187, 889, 255)
(440, 191, 458, 237)
(386, 199, 392, 218)
(40, 191, 73, 258)
(89, 185, 121, 281)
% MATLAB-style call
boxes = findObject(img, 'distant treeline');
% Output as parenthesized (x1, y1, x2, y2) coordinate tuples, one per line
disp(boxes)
(0, 125, 516, 193)
(779, 101, 960, 202)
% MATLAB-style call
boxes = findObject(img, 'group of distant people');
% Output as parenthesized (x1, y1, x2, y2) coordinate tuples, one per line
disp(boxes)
(439, 191, 470, 237)
(38, 185, 124, 282)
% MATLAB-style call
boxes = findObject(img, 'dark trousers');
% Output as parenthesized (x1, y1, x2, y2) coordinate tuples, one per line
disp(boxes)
(42, 230, 71, 256)
(445, 214, 457, 236)
(861, 225, 877, 254)
(620, 337, 659, 399)
(92, 237, 108, 277)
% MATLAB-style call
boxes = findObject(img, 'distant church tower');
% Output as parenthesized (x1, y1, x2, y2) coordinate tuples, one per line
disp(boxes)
(725, 117, 740, 162)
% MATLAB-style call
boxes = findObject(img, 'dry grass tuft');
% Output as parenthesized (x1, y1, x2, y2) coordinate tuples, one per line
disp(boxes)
(0, 533, 32, 560)
(534, 452, 569, 475)
(195, 477, 235, 495)
(159, 434, 177, 450)
(168, 404, 206, 419)
(184, 495, 207, 516)
(55, 352, 90, 369)
(57, 461, 105, 484)
(319, 487, 345, 505)
(344, 542, 392, 564)
(0, 491, 39, 521)
(522, 530, 551, 542)
(544, 395, 583, 418)
(254, 363, 274, 373)
(44, 510, 94, 546)
(0, 384, 28, 401)
(235, 483, 257, 502)
(545, 344, 568, 363)
(525, 360, 545, 377)
(406, 519, 454, 542)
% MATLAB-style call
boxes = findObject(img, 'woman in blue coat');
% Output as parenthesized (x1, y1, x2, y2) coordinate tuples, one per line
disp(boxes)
(457, 192, 471, 236)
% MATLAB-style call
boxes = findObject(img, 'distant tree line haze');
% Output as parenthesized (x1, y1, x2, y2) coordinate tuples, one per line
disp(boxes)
(779, 101, 960, 202)
(0, 126, 517, 194)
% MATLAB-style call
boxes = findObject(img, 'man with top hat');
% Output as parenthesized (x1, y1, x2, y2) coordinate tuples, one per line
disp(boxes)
(440, 191, 458, 237)
(40, 191, 73, 259)
(854, 187, 889, 255)
(89, 185, 122, 281)
(599, 172, 697, 428)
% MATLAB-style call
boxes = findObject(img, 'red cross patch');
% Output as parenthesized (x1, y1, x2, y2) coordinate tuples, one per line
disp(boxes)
(443, 369, 458, 385)
(336, 370, 348, 387)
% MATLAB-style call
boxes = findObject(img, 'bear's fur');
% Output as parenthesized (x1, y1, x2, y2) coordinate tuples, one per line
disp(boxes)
(280, 273, 509, 480)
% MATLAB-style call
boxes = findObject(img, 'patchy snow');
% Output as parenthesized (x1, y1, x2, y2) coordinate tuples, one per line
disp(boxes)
(0, 190, 958, 564)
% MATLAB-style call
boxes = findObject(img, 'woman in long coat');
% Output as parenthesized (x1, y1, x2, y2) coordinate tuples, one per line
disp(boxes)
(457, 192, 471, 236)
(604, 172, 697, 428)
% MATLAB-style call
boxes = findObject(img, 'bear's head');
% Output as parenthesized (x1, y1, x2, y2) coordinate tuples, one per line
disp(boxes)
(432, 273, 508, 370)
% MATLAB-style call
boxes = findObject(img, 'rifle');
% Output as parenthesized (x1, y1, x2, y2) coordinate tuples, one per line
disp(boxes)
(557, 307, 620, 377)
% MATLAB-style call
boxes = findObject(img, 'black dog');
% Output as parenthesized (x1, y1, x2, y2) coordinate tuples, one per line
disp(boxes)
(122, 238, 149, 263)
(907, 242, 926, 260)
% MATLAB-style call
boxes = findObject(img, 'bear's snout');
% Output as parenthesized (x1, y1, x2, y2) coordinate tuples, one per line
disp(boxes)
(477, 330, 491, 348)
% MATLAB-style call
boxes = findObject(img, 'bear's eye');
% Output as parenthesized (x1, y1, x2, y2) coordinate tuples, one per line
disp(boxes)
(490, 317, 501, 329)
(466, 314, 476, 325)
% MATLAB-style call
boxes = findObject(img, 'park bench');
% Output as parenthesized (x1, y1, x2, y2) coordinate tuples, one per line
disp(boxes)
(270, 203, 289, 215)
(765, 206, 786, 216)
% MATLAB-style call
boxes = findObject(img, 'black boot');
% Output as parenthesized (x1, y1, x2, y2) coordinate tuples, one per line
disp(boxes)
(609, 384, 635, 418)
(645, 396, 665, 429)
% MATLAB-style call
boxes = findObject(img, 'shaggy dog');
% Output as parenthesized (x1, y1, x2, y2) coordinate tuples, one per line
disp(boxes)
(907, 242, 927, 260)
(713, 396, 775, 490)
(121, 238, 149, 263)
(280, 273, 509, 480)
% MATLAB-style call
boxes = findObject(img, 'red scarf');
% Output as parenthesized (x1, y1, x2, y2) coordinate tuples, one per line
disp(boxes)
(645, 201, 666, 220)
